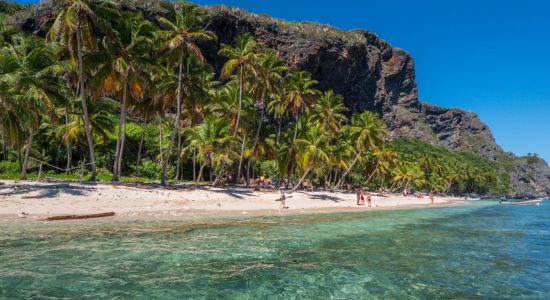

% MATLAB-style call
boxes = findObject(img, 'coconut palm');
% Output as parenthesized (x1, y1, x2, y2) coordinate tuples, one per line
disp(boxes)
(157, 0, 216, 185)
(246, 50, 286, 184)
(308, 90, 348, 135)
(47, 0, 118, 181)
(267, 93, 289, 146)
(364, 148, 397, 186)
(281, 71, 319, 146)
(185, 116, 238, 183)
(0, 35, 65, 179)
(335, 111, 387, 190)
(289, 125, 332, 193)
(91, 12, 154, 181)
(218, 33, 260, 135)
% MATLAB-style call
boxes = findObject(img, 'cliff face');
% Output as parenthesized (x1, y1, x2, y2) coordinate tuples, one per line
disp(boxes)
(201, 7, 549, 197)
(202, 7, 504, 158)
(13, 3, 550, 197)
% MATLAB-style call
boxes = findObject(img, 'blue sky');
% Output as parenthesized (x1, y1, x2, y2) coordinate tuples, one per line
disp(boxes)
(16, 0, 550, 162)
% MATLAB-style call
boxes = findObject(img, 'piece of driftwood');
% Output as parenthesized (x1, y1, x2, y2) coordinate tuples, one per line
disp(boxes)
(41, 212, 115, 221)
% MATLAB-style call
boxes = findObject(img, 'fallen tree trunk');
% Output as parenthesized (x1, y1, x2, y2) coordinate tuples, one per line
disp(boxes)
(41, 212, 115, 221)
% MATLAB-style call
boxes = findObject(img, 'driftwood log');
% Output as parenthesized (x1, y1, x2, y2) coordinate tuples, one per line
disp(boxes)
(41, 212, 115, 221)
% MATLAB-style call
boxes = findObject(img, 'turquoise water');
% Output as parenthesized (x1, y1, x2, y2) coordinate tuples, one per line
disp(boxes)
(1, 200, 550, 299)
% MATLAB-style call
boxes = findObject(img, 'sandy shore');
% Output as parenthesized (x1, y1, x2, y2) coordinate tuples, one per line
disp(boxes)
(0, 180, 466, 222)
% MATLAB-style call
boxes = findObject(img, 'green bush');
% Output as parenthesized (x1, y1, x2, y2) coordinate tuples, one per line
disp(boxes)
(254, 160, 278, 178)
(0, 160, 19, 174)
(135, 158, 162, 180)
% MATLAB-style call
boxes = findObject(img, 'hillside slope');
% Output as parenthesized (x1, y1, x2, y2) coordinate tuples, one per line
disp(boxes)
(11, 2, 550, 197)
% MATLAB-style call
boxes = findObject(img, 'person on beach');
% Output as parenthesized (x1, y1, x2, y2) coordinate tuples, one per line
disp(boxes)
(355, 187, 362, 206)
(367, 192, 372, 207)
(360, 191, 365, 206)
(430, 192, 435, 204)
(279, 190, 287, 209)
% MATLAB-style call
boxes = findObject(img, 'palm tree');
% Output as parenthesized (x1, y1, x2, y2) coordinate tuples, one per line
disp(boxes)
(0, 35, 64, 179)
(92, 12, 154, 181)
(364, 148, 397, 187)
(185, 116, 238, 183)
(308, 90, 348, 135)
(289, 125, 332, 193)
(157, 0, 215, 185)
(267, 93, 289, 146)
(246, 50, 286, 184)
(335, 111, 387, 190)
(326, 129, 355, 189)
(218, 33, 260, 135)
(207, 81, 254, 182)
(281, 71, 319, 146)
(47, 0, 118, 181)
(55, 97, 118, 155)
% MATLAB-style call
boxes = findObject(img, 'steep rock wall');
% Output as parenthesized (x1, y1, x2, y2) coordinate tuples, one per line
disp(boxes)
(13, 3, 550, 197)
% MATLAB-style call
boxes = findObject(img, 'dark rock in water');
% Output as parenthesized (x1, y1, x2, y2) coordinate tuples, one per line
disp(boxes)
(11, 2, 550, 197)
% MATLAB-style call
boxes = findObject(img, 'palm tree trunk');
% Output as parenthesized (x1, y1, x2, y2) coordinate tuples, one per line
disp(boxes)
(331, 170, 340, 189)
(288, 114, 298, 182)
(192, 147, 196, 183)
(21, 128, 33, 180)
(276, 119, 282, 146)
(158, 112, 163, 166)
(212, 160, 226, 186)
(291, 117, 299, 147)
(175, 129, 182, 181)
(65, 107, 72, 174)
(76, 21, 96, 182)
(237, 134, 246, 183)
(1, 126, 6, 161)
(18, 149, 22, 174)
(136, 107, 149, 167)
(289, 167, 311, 193)
(334, 150, 362, 191)
(364, 155, 383, 186)
(213, 66, 244, 187)
(391, 180, 403, 193)
(326, 169, 332, 189)
(196, 162, 207, 183)
(246, 88, 266, 186)
(234, 66, 244, 135)
(112, 76, 128, 181)
(161, 52, 184, 185)
(117, 116, 127, 176)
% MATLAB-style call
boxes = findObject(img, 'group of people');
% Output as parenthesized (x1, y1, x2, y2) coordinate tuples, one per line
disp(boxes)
(403, 189, 436, 204)
(276, 187, 436, 210)
(355, 187, 372, 207)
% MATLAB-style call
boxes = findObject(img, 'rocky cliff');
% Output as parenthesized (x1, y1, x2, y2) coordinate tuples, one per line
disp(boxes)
(199, 6, 549, 197)
(11, 2, 550, 197)
(202, 7, 505, 158)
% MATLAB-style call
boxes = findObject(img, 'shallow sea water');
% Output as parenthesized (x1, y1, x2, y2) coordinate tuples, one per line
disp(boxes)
(1, 200, 550, 299)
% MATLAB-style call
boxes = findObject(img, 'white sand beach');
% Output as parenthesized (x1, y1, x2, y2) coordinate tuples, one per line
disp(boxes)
(0, 180, 466, 222)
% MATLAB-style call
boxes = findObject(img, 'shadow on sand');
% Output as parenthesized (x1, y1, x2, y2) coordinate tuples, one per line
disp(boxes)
(0, 182, 95, 199)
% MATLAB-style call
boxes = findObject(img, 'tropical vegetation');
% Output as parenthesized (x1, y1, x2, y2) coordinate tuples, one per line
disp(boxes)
(0, 0, 509, 195)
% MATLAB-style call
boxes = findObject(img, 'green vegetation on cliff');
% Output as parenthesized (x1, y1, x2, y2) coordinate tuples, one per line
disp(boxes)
(0, 0, 515, 195)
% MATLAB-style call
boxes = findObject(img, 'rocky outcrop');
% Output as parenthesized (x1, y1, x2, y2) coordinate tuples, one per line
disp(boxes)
(202, 7, 502, 157)
(201, 7, 549, 197)
(12, 3, 550, 197)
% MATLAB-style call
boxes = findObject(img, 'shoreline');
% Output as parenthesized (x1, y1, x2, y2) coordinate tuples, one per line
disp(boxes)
(0, 180, 468, 223)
